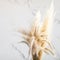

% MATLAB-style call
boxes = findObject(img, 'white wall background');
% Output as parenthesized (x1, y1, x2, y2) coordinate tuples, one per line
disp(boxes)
(0, 0, 60, 60)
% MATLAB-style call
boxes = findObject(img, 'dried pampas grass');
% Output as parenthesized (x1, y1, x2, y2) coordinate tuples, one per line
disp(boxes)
(18, 1, 56, 60)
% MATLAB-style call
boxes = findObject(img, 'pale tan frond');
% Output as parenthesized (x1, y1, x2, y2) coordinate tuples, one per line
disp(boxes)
(44, 49, 50, 55)
(30, 11, 41, 37)
(29, 24, 36, 36)
(40, 19, 48, 33)
(18, 41, 30, 47)
(42, 40, 55, 50)
(18, 28, 30, 36)
(44, 48, 55, 56)
(21, 35, 31, 43)
(44, 1, 54, 37)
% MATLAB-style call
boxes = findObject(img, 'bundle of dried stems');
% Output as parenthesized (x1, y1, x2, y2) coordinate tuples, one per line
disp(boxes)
(18, 2, 56, 60)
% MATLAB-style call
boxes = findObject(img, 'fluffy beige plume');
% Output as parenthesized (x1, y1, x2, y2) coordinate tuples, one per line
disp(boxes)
(41, 2, 54, 33)
(18, 1, 56, 60)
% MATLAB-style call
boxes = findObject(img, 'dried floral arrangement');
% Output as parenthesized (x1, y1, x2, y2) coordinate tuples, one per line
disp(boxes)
(17, 2, 56, 60)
